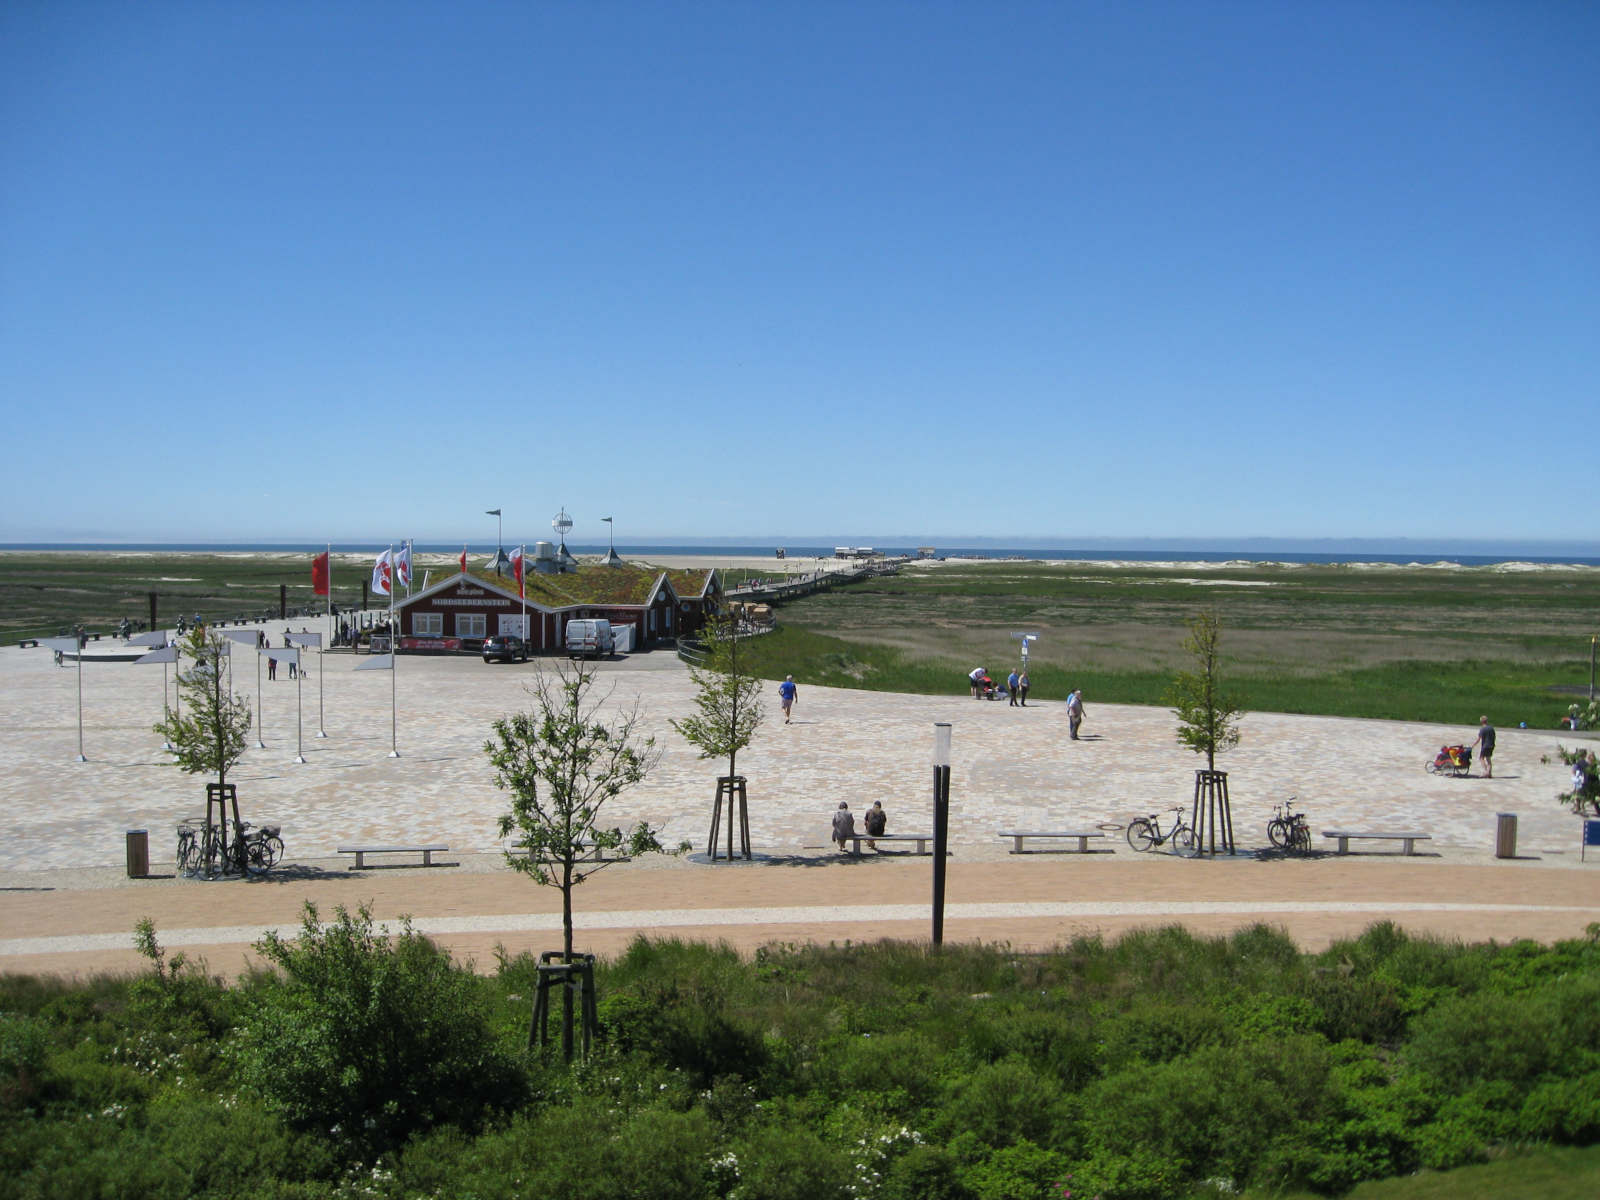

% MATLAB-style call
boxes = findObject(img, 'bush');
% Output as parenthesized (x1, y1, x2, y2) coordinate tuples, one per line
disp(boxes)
(234, 902, 523, 1154)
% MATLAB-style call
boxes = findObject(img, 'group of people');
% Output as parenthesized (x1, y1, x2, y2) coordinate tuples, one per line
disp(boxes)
(832, 800, 888, 851)
(966, 666, 1032, 704)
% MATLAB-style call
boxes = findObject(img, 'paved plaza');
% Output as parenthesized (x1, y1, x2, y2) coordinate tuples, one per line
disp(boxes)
(3, 620, 1598, 977)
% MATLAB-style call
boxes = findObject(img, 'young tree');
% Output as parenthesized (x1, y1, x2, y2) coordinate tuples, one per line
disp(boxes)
(671, 613, 766, 790)
(487, 662, 662, 963)
(154, 626, 252, 790)
(1164, 609, 1243, 772)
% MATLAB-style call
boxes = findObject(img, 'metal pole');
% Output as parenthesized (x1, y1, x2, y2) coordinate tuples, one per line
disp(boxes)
(74, 640, 86, 762)
(388, 546, 399, 759)
(318, 544, 329, 737)
(1591, 635, 1596, 702)
(255, 641, 266, 748)
(293, 653, 305, 763)
(932, 722, 952, 946)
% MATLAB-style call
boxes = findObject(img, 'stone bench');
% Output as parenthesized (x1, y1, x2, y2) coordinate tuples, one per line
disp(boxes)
(336, 844, 451, 870)
(997, 830, 1110, 854)
(1321, 831, 1432, 856)
(847, 833, 932, 855)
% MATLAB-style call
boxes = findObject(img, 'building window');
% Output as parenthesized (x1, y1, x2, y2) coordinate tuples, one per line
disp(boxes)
(456, 613, 487, 639)
(414, 613, 443, 637)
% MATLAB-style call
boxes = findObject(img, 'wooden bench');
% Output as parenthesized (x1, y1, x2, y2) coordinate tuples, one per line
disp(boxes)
(337, 844, 450, 869)
(1321, 831, 1432, 856)
(847, 833, 933, 855)
(997, 830, 1110, 854)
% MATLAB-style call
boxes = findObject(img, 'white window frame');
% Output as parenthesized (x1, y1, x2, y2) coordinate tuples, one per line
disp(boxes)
(413, 613, 443, 637)
(455, 613, 487, 639)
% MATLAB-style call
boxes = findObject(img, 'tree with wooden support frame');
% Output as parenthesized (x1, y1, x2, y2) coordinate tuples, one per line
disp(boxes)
(1164, 610, 1243, 854)
(486, 661, 662, 1056)
(155, 627, 253, 875)
(671, 614, 766, 860)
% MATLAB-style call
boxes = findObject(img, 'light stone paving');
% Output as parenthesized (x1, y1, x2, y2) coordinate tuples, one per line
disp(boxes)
(3, 619, 1596, 878)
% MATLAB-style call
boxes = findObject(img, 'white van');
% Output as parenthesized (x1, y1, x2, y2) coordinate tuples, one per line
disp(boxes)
(564, 618, 615, 659)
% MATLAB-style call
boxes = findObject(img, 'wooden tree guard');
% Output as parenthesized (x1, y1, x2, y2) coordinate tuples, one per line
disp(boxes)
(1191, 769, 1236, 855)
(205, 782, 243, 876)
(531, 951, 598, 1060)
(706, 774, 752, 861)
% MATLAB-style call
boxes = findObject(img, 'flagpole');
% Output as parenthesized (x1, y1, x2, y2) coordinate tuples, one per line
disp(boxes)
(74, 637, 86, 762)
(254, 634, 267, 749)
(293, 648, 306, 763)
(520, 543, 527, 640)
(317, 543, 329, 738)
(388, 543, 399, 759)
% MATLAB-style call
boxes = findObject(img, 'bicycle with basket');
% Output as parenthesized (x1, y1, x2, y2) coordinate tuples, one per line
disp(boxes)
(176, 818, 283, 879)
(1265, 796, 1313, 852)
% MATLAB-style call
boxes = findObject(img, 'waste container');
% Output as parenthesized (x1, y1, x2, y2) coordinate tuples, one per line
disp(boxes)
(126, 829, 149, 878)
(1494, 812, 1517, 859)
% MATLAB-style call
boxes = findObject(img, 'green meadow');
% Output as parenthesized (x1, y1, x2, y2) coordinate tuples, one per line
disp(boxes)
(741, 560, 1598, 728)
(2, 552, 1595, 728)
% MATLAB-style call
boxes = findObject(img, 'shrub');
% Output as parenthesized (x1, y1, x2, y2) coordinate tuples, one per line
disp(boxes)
(234, 902, 523, 1154)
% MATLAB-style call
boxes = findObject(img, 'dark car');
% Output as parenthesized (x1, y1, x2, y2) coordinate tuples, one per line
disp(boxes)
(482, 635, 529, 664)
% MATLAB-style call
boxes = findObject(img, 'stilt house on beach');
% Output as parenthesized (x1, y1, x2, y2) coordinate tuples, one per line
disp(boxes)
(392, 555, 721, 653)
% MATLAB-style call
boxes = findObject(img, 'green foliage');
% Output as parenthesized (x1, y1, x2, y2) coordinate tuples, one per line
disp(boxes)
(1164, 609, 1243, 771)
(671, 614, 767, 781)
(10, 923, 1600, 1199)
(153, 626, 251, 788)
(486, 661, 660, 960)
(235, 901, 522, 1156)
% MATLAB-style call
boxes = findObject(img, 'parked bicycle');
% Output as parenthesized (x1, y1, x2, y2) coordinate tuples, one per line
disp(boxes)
(1126, 807, 1198, 856)
(1266, 797, 1312, 852)
(176, 819, 283, 878)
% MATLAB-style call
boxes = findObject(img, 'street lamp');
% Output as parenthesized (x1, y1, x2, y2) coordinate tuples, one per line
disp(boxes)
(602, 516, 614, 553)
(932, 722, 952, 946)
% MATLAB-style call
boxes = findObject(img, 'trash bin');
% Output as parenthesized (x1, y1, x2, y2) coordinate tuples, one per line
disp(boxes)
(126, 829, 149, 878)
(1494, 812, 1517, 859)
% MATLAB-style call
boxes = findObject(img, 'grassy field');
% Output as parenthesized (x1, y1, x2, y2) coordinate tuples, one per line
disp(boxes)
(739, 559, 1599, 728)
(4, 552, 1595, 728)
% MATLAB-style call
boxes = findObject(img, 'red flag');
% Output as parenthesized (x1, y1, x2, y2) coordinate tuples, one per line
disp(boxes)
(459, 546, 468, 573)
(311, 551, 330, 596)
(510, 546, 525, 597)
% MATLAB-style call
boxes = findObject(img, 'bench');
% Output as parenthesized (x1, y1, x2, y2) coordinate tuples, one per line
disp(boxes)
(18, 639, 38, 649)
(997, 830, 1110, 854)
(506, 840, 629, 864)
(847, 833, 933, 855)
(337, 844, 450, 869)
(1321, 831, 1432, 856)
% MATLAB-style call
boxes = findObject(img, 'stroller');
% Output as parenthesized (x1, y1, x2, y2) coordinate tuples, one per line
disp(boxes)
(1426, 744, 1472, 778)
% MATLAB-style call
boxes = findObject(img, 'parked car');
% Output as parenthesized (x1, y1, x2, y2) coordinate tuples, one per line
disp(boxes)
(564, 618, 615, 659)
(482, 634, 529, 664)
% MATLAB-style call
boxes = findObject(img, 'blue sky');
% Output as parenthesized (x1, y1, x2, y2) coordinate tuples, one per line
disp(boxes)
(2, 1, 1595, 548)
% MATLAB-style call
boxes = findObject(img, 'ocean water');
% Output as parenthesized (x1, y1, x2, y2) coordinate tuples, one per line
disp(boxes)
(3, 542, 1598, 567)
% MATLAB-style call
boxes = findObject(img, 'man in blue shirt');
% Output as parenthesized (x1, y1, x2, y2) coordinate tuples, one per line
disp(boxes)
(779, 675, 798, 723)
(1006, 669, 1020, 706)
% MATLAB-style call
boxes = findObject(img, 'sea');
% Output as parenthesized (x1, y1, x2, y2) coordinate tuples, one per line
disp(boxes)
(4, 542, 1599, 567)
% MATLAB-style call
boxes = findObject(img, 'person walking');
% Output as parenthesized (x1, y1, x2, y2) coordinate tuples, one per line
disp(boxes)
(832, 801, 856, 852)
(1067, 688, 1085, 740)
(863, 800, 887, 850)
(1472, 715, 1496, 778)
(1017, 669, 1030, 706)
(779, 675, 798, 723)
(1006, 669, 1020, 706)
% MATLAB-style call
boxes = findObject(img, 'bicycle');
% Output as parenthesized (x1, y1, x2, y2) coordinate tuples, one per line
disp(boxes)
(235, 821, 284, 873)
(1266, 797, 1312, 852)
(176, 819, 283, 878)
(1126, 807, 1198, 856)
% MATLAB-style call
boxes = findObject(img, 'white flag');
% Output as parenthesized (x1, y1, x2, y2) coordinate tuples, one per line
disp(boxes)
(371, 549, 392, 596)
(395, 542, 413, 591)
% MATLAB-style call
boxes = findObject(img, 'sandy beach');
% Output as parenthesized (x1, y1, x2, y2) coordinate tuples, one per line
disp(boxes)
(3, 616, 1598, 980)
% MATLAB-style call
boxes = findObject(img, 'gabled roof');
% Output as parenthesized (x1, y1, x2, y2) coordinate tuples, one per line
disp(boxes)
(399, 565, 684, 611)
(663, 568, 720, 601)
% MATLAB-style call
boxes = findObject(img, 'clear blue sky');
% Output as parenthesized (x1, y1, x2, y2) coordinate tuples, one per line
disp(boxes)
(2, 2, 1595, 548)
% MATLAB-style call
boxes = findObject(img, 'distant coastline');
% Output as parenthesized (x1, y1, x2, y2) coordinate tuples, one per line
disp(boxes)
(3, 542, 1599, 568)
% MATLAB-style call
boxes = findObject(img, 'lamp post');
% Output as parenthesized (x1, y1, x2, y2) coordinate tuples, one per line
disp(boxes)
(932, 722, 952, 947)
(487, 508, 503, 575)
(602, 516, 614, 554)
